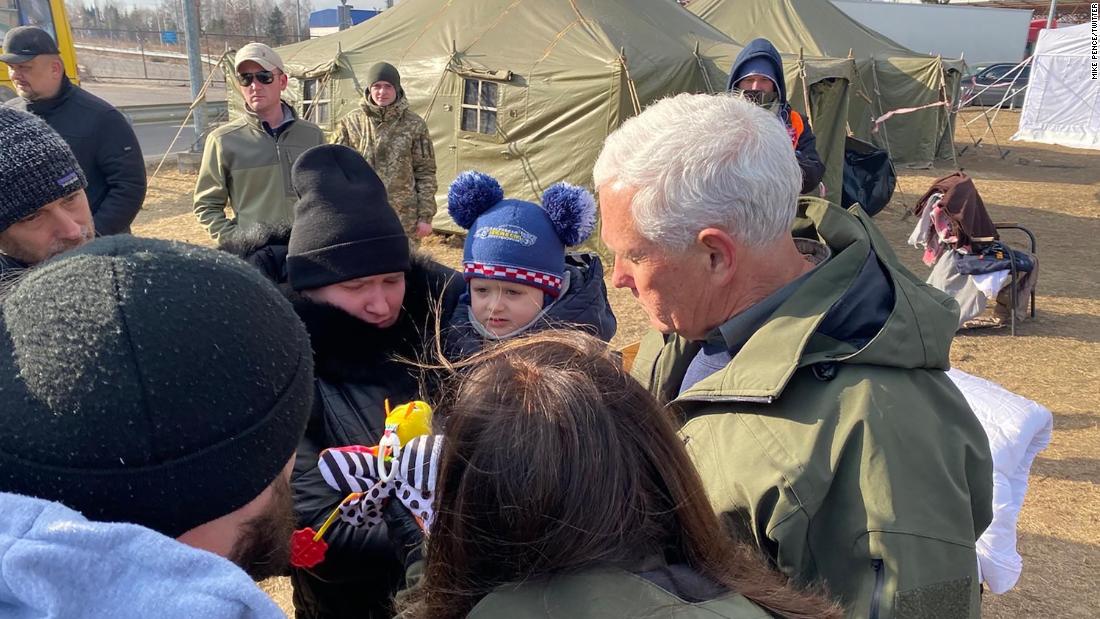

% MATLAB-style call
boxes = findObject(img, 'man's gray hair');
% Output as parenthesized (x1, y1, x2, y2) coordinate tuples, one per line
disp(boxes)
(593, 93, 801, 249)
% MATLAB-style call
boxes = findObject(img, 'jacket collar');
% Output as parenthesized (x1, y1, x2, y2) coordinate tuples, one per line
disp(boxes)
(243, 100, 296, 133)
(703, 238, 828, 357)
(362, 94, 408, 121)
(26, 74, 74, 115)
(675, 197, 957, 403)
(677, 198, 876, 402)
(292, 253, 459, 383)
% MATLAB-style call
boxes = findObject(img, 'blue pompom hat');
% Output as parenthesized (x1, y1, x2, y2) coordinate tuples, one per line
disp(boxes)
(447, 171, 596, 298)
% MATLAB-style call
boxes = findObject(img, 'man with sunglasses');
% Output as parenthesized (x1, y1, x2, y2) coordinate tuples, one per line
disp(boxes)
(194, 42, 323, 244)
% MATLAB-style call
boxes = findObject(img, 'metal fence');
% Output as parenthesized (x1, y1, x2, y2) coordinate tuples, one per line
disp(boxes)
(71, 28, 306, 83)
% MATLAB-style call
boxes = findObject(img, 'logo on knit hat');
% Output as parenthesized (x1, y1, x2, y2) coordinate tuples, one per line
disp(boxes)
(474, 224, 537, 246)
(57, 172, 79, 187)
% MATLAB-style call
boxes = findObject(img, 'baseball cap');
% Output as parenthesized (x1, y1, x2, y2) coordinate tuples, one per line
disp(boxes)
(0, 26, 61, 64)
(234, 42, 286, 73)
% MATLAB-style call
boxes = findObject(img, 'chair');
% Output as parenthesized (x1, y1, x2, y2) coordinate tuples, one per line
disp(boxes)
(992, 222, 1037, 336)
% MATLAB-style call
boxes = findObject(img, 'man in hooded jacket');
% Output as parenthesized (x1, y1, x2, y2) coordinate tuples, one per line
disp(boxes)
(728, 38, 826, 195)
(595, 93, 993, 619)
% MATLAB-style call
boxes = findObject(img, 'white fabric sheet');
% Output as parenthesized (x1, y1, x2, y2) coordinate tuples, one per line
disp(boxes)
(947, 369, 1053, 594)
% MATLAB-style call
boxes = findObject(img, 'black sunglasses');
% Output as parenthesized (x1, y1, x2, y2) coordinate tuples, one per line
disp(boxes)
(236, 70, 276, 87)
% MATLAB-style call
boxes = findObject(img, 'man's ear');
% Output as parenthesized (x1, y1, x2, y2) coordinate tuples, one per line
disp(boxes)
(697, 227, 738, 285)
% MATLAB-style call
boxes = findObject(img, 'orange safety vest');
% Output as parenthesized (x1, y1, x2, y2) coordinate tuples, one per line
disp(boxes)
(788, 110, 804, 148)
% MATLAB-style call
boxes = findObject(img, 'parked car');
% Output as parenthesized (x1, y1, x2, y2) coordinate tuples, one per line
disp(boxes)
(962, 62, 1030, 108)
(960, 63, 996, 83)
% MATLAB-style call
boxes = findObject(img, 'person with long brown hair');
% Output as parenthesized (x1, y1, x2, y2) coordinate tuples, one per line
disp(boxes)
(392, 330, 841, 619)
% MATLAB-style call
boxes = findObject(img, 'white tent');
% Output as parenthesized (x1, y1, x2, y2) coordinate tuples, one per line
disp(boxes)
(1012, 23, 1100, 150)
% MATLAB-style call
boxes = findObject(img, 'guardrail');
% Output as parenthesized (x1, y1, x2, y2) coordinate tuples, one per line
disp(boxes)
(120, 101, 229, 124)
(75, 43, 223, 66)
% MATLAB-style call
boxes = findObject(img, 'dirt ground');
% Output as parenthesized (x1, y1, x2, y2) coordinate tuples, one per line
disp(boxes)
(135, 109, 1098, 617)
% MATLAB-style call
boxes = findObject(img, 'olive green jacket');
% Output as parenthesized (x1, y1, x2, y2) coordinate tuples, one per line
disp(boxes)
(630, 199, 994, 619)
(193, 104, 323, 242)
(466, 566, 772, 619)
(333, 95, 437, 235)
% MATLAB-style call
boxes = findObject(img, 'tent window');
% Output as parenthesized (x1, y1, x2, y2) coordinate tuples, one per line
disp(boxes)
(461, 79, 498, 134)
(302, 78, 331, 125)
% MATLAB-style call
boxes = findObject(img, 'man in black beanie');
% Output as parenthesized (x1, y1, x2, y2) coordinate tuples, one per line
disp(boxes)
(224, 144, 462, 618)
(0, 235, 315, 583)
(0, 106, 94, 275)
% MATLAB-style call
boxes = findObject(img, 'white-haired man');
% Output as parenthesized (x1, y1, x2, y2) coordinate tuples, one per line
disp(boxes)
(596, 93, 993, 618)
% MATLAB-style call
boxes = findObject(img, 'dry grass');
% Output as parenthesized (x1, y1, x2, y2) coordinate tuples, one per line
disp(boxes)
(137, 109, 1099, 617)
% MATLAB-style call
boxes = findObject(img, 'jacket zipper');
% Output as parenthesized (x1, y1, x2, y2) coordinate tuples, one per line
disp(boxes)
(273, 137, 290, 195)
(870, 558, 884, 619)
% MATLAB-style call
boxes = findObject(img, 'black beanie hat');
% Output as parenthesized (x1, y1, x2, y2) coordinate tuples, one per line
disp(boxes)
(365, 61, 401, 92)
(0, 107, 87, 233)
(287, 144, 410, 291)
(0, 236, 314, 538)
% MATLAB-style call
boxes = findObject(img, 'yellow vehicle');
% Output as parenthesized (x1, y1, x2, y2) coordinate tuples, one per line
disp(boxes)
(0, 0, 78, 101)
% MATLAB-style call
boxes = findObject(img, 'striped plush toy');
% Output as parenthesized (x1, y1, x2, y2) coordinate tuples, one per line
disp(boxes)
(290, 400, 441, 568)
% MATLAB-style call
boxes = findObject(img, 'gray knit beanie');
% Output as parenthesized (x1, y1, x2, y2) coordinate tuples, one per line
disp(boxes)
(0, 236, 314, 537)
(0, 107, 87, 233)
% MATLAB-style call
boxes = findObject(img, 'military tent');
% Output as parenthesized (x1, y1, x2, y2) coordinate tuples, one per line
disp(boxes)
(686, 0, 965, 167)
(242, 0, 854, 230)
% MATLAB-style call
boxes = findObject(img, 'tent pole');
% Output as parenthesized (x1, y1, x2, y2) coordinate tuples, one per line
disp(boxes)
(798, 47, 814, 130)
(975, 58, 1029, 157)
(869, 61, 894, 163)
(935, 56, 960, 170)
(693, 41, 715, 93)
(618, 47, 641, 116)
(1045, 0, 1057, 28)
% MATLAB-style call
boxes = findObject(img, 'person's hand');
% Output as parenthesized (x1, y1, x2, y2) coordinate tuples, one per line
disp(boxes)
(415, 221, 433, 238)
(383, 498, 425, 567)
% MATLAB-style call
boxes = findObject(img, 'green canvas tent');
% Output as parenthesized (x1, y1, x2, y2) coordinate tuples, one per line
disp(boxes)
(686, 0, 964, 167)
(238, 0, 854, 230)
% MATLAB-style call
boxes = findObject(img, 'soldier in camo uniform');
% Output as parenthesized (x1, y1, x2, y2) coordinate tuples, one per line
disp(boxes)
(334, 62, 437, 241)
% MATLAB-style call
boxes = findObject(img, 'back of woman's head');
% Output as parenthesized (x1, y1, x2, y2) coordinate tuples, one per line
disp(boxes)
(401, 330, 840, 619)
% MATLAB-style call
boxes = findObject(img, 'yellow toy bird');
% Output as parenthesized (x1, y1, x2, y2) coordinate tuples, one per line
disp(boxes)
(384, 399, 433, 446)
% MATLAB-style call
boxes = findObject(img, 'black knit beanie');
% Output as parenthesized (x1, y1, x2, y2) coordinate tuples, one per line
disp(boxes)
(287, 144, 410, 291)
(0, 236, 314, 538)
(365, 61, 402, 95)
(0, 107, 87, 233)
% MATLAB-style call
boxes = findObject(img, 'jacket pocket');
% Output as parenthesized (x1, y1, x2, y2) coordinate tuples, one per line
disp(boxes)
(870, 558, 884, 619)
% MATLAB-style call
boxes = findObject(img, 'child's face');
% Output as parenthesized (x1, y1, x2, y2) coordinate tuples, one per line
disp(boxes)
(470, 278, 545, 336)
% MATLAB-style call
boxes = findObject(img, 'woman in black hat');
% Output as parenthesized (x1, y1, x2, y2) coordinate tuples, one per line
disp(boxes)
(223, 143, 463, 619)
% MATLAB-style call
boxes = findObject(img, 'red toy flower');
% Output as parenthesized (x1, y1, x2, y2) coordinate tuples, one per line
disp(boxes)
(290, 527, 328, 568)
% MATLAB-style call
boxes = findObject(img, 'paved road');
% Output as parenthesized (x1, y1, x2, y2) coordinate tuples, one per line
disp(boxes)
(135, 120, 202, 162)
(80, 52, 228, 101)
(81, 81, 228, 160)
(83, 79, 227, 107)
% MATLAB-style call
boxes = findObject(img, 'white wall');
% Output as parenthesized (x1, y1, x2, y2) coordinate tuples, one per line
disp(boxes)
(831, 0, 1033, 65)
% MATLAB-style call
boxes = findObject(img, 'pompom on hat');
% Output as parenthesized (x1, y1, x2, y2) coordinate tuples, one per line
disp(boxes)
(447, 171, 595, 298)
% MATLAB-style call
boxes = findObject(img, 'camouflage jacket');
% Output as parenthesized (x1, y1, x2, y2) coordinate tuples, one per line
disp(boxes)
(333, 95, 437, 234)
